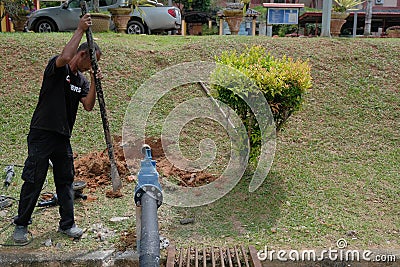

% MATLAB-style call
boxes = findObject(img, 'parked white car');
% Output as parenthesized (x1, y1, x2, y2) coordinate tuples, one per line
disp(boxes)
(27, 0, 181, 34)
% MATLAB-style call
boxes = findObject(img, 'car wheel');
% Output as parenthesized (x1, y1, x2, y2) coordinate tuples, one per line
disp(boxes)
(126, 20, 145, 34)
(35, 19, 56, 33)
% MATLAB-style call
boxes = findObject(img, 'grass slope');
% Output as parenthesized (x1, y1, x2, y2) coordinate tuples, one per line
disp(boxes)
(0, 33, 399, 252)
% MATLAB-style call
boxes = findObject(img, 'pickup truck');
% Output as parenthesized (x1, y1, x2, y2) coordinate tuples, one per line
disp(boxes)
(27, 0, 181, 34)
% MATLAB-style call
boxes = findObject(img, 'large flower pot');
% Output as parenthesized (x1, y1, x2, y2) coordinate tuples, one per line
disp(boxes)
(108, 7, 131, 33)
(90, 13, 111, 32)
(330, 18, 347, 37)
(330, 12, 349, 37)
(225, 16, 243, 35)
(12, 16, 28, 32)
(222, 8, 243, 35)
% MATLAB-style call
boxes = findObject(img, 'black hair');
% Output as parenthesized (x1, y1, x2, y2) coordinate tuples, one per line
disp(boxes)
(77, 42, 102, 56)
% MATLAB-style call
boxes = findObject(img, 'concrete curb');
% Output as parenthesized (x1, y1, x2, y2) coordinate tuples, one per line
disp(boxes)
(0, 249, 139, 267)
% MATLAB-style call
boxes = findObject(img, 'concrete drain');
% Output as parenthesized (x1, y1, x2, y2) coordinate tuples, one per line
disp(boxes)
(166, 245, 261, 267)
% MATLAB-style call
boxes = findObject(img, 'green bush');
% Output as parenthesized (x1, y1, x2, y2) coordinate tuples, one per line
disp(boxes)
(274, 24, 298, 37)
(212, 45, 312, 159)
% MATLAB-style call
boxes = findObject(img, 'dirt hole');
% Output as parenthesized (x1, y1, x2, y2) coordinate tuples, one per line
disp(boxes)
(74, 136, 218, 194)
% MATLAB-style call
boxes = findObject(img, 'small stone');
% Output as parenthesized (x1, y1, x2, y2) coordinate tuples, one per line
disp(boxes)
(179, 218, 195, 225)
(110, 216, 130, 222)
(346, 230, 357, 237)
(44, 238, 52, 247)
(127, 175, 136, 182)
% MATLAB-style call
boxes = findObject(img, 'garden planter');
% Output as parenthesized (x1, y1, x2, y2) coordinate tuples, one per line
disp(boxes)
(330, 12, 349, 37)
(108, 7, 131, 33)
(225, 16, 243, 35)
(90, 13, 111, 32)
(222, 7, 243, 35)
(330, 18, 347, 37)
(12, 16, 28, 32)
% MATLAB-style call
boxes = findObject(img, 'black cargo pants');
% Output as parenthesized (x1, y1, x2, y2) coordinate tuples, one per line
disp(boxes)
(14, 128, 76, 230)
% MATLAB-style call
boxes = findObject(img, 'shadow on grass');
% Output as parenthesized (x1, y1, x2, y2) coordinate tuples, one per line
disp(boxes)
(167, 170, 286, 246)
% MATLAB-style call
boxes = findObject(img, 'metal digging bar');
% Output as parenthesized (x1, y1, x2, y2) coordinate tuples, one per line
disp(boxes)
(80, 1, 122, 192)
(135, 144, 163, 267)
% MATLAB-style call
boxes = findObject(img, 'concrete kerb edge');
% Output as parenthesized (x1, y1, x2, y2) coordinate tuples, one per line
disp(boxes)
(0, 249, 139, 267)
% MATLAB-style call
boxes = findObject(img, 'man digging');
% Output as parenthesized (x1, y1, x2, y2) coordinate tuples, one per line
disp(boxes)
(13, 13, 102, 243)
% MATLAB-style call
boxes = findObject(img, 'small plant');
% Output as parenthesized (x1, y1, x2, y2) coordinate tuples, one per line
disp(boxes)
(0, 0, 35, 21)
(212, 45, 312, 161)
(275, 24, 298, 37)
(332, 0, 365, 12)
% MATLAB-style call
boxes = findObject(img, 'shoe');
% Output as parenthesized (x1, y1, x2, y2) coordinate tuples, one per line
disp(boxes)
(58, 224, 83, 238)
(13, 225, 28, 244)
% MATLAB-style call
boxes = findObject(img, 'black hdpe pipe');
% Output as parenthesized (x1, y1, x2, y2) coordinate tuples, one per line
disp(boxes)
(140, 192, 160, 267)
(135, 145, 162, 267)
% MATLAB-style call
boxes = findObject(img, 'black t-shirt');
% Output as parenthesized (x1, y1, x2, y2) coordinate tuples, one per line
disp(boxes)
(30, 56, 90, 137)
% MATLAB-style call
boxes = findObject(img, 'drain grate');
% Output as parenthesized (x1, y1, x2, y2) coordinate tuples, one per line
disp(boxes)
(166, 245, 261, 267)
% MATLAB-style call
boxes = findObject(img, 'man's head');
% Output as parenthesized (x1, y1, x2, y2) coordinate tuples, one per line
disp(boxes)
(76, 42, 102, 73)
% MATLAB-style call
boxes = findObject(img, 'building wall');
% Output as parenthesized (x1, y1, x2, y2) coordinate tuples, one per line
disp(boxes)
(378, 0, 399, 7)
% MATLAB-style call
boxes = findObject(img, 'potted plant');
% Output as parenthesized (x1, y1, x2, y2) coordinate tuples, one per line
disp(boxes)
(331, 0, 364, 36)
(90, 0, 111, 33)
(108, 0, 133, 33)
(1, 0, 36, 31)
(220, 0, 250, 35)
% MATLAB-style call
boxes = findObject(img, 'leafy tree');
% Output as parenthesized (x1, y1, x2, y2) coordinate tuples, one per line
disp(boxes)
(0, 0, 35, 21)
(175, 0, 211, 14)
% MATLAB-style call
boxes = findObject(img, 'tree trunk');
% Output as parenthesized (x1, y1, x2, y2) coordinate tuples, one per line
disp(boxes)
(364, 0, 373, 36)
(320, 0, 332, 37)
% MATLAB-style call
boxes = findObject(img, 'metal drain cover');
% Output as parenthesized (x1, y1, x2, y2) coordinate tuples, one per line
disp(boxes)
(166, 245, 261, 267)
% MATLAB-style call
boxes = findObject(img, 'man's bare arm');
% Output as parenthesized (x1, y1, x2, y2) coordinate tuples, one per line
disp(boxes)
(55, 14, 92, 68)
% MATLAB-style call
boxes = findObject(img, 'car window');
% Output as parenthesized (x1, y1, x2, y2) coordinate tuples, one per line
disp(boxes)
(69, 0, 81, 8)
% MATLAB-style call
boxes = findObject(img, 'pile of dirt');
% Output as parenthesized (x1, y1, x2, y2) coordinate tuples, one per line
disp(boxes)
(73, 136, 218, 195)
(116, 228, 137, 251)
(74, 136, 129, 193)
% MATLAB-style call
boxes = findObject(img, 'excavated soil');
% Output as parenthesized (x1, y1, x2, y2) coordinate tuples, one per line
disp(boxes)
(74, 136, 219, 251)
(73, 136, 218, 196)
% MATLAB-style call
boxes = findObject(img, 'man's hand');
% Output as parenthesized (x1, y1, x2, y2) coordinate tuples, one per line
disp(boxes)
(78, 13, 92, 32)
(89, 67, 103, 80)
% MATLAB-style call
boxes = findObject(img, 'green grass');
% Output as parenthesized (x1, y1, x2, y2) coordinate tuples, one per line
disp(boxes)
(0, 33, 399, 254)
